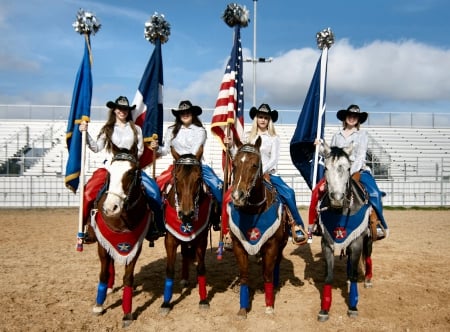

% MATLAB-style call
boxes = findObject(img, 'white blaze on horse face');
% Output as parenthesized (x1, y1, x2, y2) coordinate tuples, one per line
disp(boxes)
(231, 154, 248, 204)
(103, 160, 132, 216)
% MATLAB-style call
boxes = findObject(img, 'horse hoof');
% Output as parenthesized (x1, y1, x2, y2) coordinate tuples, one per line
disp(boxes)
(317, 310, 329, 322)
(160, 302, 171, 316)
(180, 279, 189, 288)
(92, 304, 104, 316)
(122, 313, 133, 328)
(107, 288, 113, 295)
(364, 279, 373, 288)
(265, 306, 274, 315)
(237, 308, 247, 319)
(199, 300, 210, 310)
(347, 308, 358, 318)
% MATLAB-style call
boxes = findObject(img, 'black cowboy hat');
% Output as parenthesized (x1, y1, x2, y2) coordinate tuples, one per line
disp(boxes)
(336, 104, 368, 124)
(106, 96, 136, 111)
(249, 103, 279, 123)
(171, 100, 202, 117)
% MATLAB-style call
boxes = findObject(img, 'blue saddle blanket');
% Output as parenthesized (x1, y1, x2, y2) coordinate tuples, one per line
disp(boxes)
(227, 195, 282, 255)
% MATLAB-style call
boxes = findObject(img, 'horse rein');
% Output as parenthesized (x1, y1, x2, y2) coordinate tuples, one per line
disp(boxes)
(235, 145, 267, 207)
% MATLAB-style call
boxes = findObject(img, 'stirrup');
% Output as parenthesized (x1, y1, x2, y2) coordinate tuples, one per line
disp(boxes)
(291, 224, 308, 246)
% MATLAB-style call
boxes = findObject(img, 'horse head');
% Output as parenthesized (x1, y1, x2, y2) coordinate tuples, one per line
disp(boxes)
(321, 143, 353, 209)
(231, 136, 264, 208)
(101, 149, 140, 219)
(171, 146, 203, 223)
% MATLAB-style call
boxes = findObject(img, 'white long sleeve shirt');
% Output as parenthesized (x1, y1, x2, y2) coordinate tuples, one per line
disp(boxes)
(330, 128, 368, 174)
(159, 124, 206, 157)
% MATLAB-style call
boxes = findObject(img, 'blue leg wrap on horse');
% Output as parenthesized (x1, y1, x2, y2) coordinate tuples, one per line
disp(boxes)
(349, 281, 359, 308)
(96, 282, 108, 305)
(240, 284, 249, 309)
(202, 164, 224, 203)
(273, 264, 280, 288)
(360, 171, 388, 229)
(270, 175, 304, 227)
(163, 278, 174, 303)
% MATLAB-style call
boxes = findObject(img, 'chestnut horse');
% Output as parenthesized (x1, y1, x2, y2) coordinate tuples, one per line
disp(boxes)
(228, 137, 290, 318)
(90, 151, 150, 328)
(160, 147, 211, 315)
(317, 144, 372, 322)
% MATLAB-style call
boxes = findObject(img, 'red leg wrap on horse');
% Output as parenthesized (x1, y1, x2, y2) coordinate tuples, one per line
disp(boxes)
(122, 286, 133, 314)
(365, 257, 373, 279)
(198, 275, 207, 300)
(321, 284, 332, 311)
(264, 282, 274, 307)
(107, 261, 115, 289)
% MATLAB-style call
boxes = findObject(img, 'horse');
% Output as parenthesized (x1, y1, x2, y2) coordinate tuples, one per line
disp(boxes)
(89, 151, 150, 328)
(160, 146, 211, 315)
(316, 143, 372, 322)
(227, 136, 290, 318)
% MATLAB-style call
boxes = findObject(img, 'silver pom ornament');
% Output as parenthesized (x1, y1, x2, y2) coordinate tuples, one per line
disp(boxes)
(144, 12, 171, 44)
(72, 9, 101, 35)
(222, 3, 249, 28)
(316, 27, 335, 50)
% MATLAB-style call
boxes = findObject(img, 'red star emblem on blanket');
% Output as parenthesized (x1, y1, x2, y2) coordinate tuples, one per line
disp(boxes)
(247, 227, 261, 241)
(334, 227, 347, 239)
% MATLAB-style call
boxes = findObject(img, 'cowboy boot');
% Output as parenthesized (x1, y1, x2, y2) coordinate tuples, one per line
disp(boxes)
(210, 199, 221, 231)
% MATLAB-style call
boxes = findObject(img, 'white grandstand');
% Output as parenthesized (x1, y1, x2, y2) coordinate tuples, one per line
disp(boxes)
(1, 118, 449, 207)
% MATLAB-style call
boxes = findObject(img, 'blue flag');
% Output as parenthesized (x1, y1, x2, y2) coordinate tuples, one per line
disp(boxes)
(65, 41, 92, 193)
(132, 38, 164, 168)
(290, 55, 326, 190)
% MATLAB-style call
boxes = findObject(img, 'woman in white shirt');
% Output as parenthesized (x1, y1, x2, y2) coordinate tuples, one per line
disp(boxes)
(80, 96, 164, 243)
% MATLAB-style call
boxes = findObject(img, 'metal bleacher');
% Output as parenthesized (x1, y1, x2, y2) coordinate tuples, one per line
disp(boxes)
(1, 119, 450, 207)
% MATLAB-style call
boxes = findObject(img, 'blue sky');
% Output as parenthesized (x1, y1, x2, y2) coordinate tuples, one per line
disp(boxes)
(1, 0, 450, 122)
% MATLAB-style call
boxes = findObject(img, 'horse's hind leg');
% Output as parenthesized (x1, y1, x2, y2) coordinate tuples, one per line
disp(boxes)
(363, 234, 373, 288)
(195, 234, 210, 310)
(93, 245, 111, 316)
(318, 238, 334, 322)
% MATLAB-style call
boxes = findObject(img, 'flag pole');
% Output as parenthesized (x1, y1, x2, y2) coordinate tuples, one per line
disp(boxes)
(311, 28, 334, 188)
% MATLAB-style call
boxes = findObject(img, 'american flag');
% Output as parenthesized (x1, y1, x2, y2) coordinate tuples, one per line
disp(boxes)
(211, 25, 244, 162)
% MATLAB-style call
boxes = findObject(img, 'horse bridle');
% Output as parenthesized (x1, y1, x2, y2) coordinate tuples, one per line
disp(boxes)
(173, 156, 202, 219)
(234, 145, 266, 207)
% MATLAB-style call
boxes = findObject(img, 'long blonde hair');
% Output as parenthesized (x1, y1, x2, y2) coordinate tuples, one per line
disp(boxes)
(247, 115, 277, 143)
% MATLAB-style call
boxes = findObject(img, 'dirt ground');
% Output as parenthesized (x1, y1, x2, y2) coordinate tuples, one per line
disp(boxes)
(1, 208, 450, 332)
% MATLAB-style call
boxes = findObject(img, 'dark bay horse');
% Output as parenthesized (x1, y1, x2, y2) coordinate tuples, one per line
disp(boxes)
(90, 151, 150, 328)
(228, 137, 290, 318)
(317, 144, 372, 322)
(160, 147, 211, 315)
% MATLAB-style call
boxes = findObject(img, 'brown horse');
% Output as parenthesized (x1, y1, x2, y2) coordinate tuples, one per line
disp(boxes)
(228, 137, 290, 318)
(160, 146, 211, 315)
(90, 151, 150, 328)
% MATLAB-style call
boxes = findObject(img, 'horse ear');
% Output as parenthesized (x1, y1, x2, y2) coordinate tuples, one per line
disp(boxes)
(171, 146, 180, 160)
(234, 135, 243, 149)
(343, 143, 353, 157)
(320, 140, 330, 157)
(255, 136, 262, 149)
(195, 145, 204, 160)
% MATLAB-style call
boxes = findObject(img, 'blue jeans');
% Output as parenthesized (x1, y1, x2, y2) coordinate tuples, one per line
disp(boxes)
(269, 174, 304, 228)
(141, 171, 165, 233)
(202, 164, 223, 203)
(360, 170, 388, 230)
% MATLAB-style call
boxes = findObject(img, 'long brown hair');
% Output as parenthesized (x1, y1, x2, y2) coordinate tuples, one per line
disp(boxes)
(169, 113, 204, 138)
(98, 108, 140, 156)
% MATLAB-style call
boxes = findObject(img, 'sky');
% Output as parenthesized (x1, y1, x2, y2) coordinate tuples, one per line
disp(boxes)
(1, 0, 450, 123)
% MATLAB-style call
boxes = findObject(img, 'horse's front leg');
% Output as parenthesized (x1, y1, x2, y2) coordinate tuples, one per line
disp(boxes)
(160, 234, 178, 315)
(260, 239, 280, 315)
(318, 237, 334, 322)
(121, 247, 142, 328)
(93, 245, 112, 316)
(231, 236, 250, 319)
(346, 237, 364, 318)
(195, 233, 210, 309)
